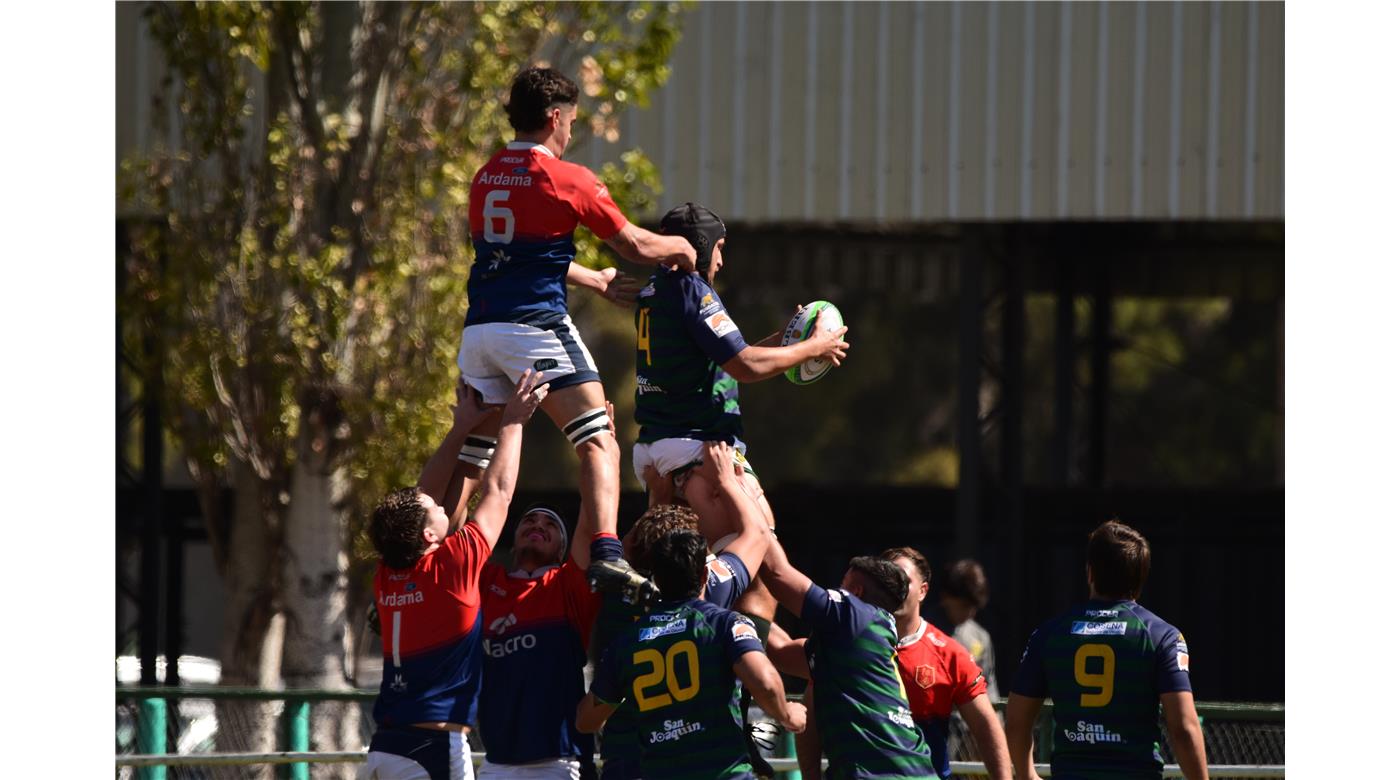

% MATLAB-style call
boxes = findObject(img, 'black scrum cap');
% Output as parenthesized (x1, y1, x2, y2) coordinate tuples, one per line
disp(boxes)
(659, 202, 726, 277)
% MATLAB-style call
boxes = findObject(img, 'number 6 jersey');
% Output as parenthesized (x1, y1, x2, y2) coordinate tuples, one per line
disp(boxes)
(590, 598, 765, 780)
(1010, 599, 1193, 780)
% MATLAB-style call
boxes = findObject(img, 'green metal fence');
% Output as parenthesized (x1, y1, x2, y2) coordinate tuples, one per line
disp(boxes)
(116, 687, 1283, 779)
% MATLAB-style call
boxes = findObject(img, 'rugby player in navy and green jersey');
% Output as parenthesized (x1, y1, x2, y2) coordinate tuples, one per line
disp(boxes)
(576, 527, 806, 780)
(1005, 521, 1209, 780)
(632, 202, 848, 550)
(588, 441, 775, 780)
(760, 538, 936, 779)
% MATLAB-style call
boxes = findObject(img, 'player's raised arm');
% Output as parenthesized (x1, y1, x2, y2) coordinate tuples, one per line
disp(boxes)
(757, 535, 814, 620)
(699, 440, 771, 578)
(763, 621, 810, 680)
(733, 649, 806, 734)
(566, 262, 643, 310)
(470, 371, 547, 549)
(1161, 691, 1210, 780)
(417, 384, 502, 533)
(604, 220, 697, 272)
(1003, 693, 1045, 780)
(722, 324, 849, 383)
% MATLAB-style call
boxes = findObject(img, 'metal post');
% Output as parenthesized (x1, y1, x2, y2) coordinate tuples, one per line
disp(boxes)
(165, 514, 184, 687)
(1000, 248, 1026, 677)
(779, 729, 798, 779)
(1088, 264, 1112, 486)
(139, 332, 163, 688)
(283, 699, 311, 780)
(1051, 255, 1075, 485)
(955, 235, 984, 556)
(136, 697, 168, 780)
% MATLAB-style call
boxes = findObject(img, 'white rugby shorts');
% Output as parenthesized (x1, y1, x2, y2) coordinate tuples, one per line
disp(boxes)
(632, 437, 754, 486)
(458, 315, 600, 404)
(360, 731, 473, 780)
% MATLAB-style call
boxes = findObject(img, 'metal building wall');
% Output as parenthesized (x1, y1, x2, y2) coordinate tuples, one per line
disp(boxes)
(579, 0, 1284, 223)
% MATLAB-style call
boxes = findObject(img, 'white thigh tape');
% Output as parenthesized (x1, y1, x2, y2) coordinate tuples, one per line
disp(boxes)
(562, 407, 611, 447)
(458, 434, 498, 468)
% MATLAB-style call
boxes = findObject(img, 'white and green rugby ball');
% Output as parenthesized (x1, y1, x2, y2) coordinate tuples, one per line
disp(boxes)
(781, 300, 845, 385)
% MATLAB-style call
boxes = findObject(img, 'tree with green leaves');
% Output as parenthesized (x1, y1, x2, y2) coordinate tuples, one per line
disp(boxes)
(119, 2, 683, 769)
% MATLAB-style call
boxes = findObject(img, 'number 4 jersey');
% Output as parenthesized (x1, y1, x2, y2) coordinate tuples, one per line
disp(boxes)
(466, 141, 628, 326)
(1010, 599, 1192, 780)
(591, 598, 765, 780)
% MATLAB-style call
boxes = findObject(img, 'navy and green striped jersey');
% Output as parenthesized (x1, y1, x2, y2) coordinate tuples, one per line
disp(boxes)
(592, 598, 765, 780)
(634, 269, 747, 445)
(592, 553, 751, 780)
(1010, 599, 1193, 780)
(801, 584, 935, 780)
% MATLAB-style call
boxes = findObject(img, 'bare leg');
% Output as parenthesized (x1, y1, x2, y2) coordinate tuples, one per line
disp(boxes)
(539, 382, 620, 554)
(795, 685, 823, 779)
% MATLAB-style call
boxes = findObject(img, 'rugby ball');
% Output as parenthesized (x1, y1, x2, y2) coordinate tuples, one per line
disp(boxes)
(781, 301, 845, 385)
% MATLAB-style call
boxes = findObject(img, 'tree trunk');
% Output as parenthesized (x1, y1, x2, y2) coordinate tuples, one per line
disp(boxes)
(281, 402, 356, 778)
(215, 460, 282, 780)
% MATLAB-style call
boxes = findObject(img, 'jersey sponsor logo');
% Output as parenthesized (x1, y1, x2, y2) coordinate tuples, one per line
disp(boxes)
(827, 589, 845, 603)
(706, 312, 737, 338)
(489, 613, 518, 635)
(887, 706, 916, 729)
(1065, 721, 1125, 744)
(639, 618, 687, 641)
(914, 663, 937, 689)
(732, 617, 759, 642)
(707, 558, 735, 583)
(924, 631, 947, 648)
(512, 166, 529, 174)
(486, 248, 510, 271)
(1085, 609, 1119, 617)
(500, 156, 525, 163)
(637, 375, 664, 395)
(387, 572, 410, 581)
(484, 633, 537, 658)
(379, 591, 425, 607)
(699, 294, 723, 316)
(639, 283, 655, 298)
(477, 170, 534, 187)
(648, 718, 704, 744)
(1071, 621, 1128, 636)
(534, 358, 559, 371)
(1177, 652, 1190, 671)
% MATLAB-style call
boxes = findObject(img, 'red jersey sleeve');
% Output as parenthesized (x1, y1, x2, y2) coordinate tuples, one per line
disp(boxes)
(559, 557, 603, 648)
(947, 635, 989, 705)
(546, 160, 627, 240)
(441, 522, 493, 596)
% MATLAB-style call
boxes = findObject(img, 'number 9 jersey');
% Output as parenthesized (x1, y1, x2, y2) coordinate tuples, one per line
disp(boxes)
(1010, 599, 1193, 780)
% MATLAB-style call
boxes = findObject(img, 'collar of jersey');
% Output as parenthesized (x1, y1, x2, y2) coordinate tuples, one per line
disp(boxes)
(897, 617, 927, 648)
(508, 564, 560, 579)
(506, 140, 555, 158)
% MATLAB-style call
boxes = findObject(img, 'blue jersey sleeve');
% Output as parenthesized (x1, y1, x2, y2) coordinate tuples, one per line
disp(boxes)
(720, 612, 765, 664)
(679, 277, 747, 366)
(1009, 628, 1049, 699)
(590, 639, 627, 706)
(703, 552, 752, 610)
(800, 583, 859, 641)
(1154, 624, 1193, 694)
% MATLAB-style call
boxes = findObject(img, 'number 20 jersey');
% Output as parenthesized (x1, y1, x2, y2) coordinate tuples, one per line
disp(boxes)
(1010, 599, 1193, 780)
(591, 598, 764, 780)
(466, 142, 628, 326)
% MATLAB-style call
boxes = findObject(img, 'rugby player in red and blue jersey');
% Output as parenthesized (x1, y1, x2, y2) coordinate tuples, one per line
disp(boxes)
(1005, 521, 1209, 780)
(474, 499, 623, 780)
(881, 547, 1011, 780)
(455, 67, 695, 598)
(363, 373, 546, 780)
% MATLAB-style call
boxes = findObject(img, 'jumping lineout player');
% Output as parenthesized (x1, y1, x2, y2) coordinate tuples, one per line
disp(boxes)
(363, 373, 546, 780)
(1004, 520, 1209, 780)
(455, 66, 695, 592)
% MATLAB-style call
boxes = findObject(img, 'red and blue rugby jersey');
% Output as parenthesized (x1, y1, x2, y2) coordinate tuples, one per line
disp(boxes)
(372, 522, 491, 728)
(466, 142, 629, 326)
(477, 535, 621, 766)
(894, 619, 988, 779)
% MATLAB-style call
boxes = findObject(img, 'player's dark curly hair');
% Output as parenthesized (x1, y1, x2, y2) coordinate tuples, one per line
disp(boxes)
(1087, 519, 1151, 600)
(939, 558, 990, 609)
(506, 66, 580, 133)
(626, 504, 701, 575)
(847, 555, 910, 614)
(881, 546, 932, 587)
(370, 487, 430, 569)
(651, 529, 709, 601)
